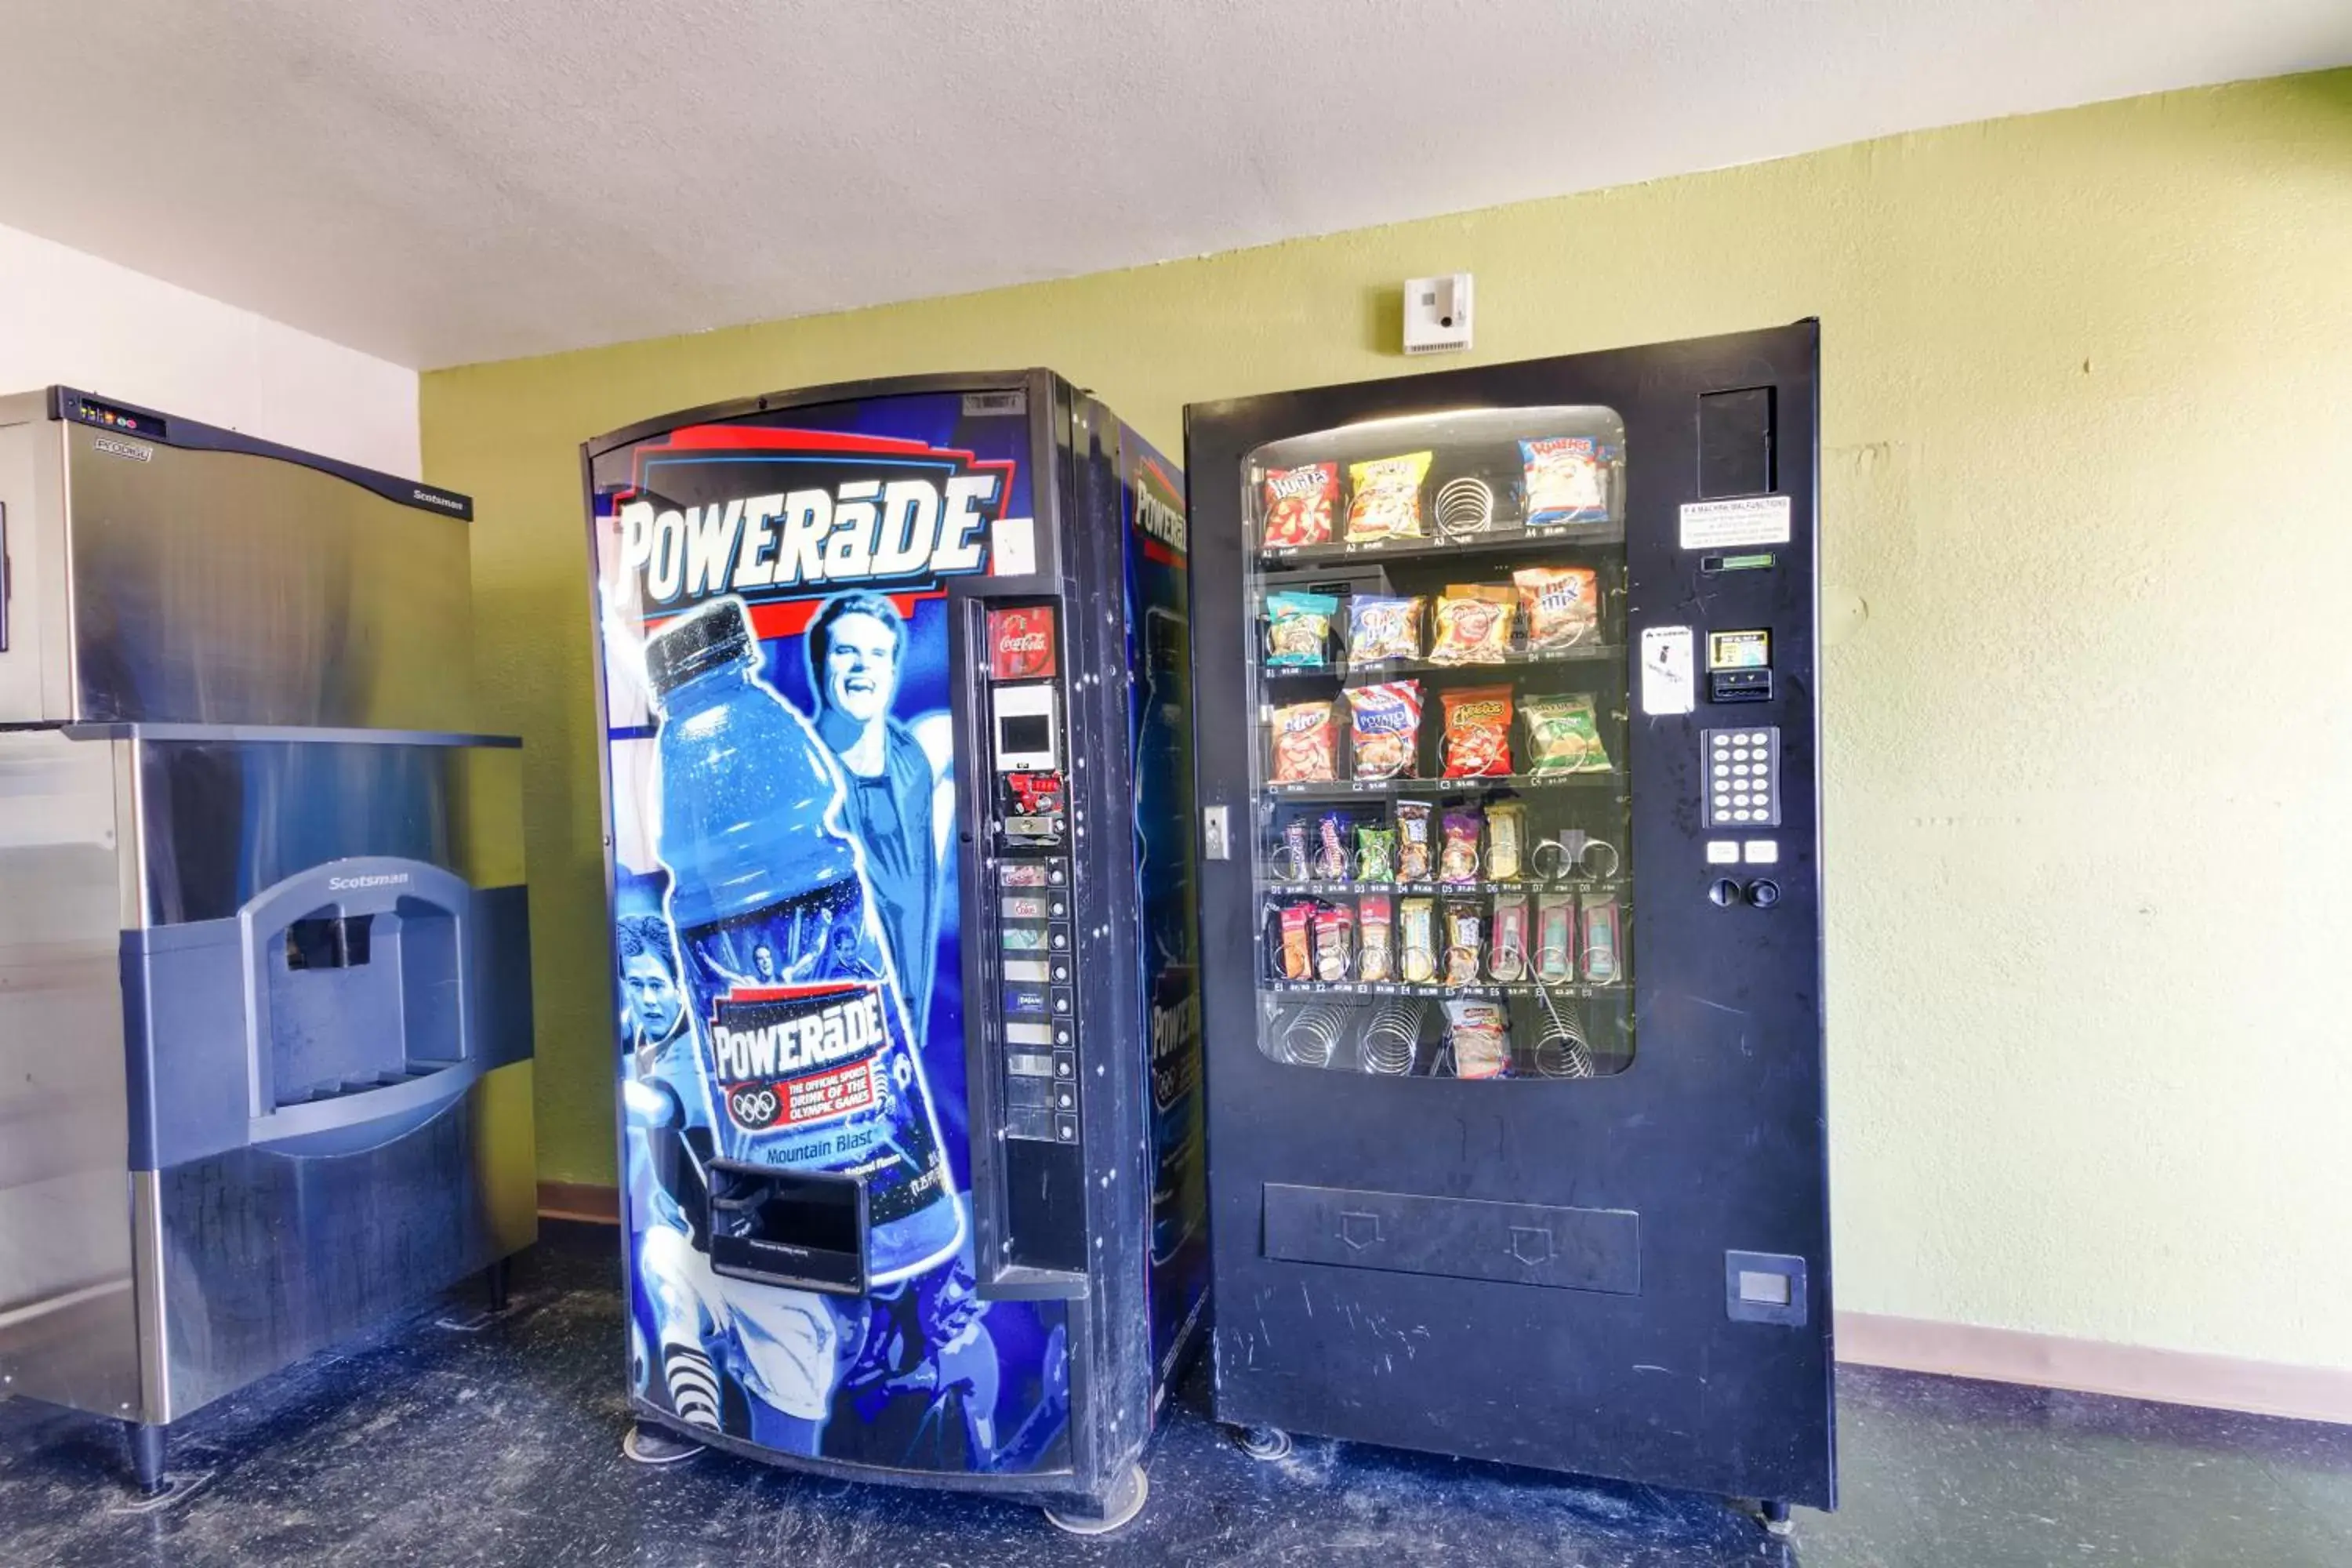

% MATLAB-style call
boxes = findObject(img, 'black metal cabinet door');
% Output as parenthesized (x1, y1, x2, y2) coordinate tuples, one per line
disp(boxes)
(1184, 324, 1831, 1510)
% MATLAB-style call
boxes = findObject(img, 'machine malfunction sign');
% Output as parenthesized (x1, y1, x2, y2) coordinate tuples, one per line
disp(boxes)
(1679, 495, 1791, 550)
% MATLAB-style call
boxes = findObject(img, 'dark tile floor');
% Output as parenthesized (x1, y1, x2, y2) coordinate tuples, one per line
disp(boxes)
(5, 1225, 2347, 1566)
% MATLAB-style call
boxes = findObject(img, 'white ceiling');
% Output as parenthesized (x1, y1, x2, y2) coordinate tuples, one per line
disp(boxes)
(1, 1, 2344, 369)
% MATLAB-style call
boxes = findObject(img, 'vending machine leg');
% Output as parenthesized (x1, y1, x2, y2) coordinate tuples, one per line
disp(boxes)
(1232, 1425, 1294, 1463)
(1043, 1463, 1149, 1536)
(126, 1421, 169, 1497)
(487, 1257, 512, 1314)
(1759, 1498, 1795, 1537)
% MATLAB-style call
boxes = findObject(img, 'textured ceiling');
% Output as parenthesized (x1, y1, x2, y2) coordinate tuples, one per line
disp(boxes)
(0, 1, 2344, 368)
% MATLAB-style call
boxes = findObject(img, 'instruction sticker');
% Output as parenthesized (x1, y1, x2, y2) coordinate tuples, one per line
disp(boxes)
(1679, 495, 1791, 550)
(1639, 626, 1696, 716)
(991, 516, 1037, 577)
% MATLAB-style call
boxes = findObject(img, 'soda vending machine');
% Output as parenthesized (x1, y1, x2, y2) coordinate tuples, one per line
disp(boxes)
(1185, 324, 1832, 1530)
(582, 372, 1207, 1531)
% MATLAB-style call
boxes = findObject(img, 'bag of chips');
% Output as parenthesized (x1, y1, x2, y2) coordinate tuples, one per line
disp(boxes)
(1312, 902, 1356, 983)
(1522, 693, 1610, 775)
(1485, 801, 1526, 880)
(1442, 685, 1515, 779)
(1398, 897, 1437, 984)
(1265, 590, 1338, 666)
(1270, 702, 1339, 782)
(1358, 895, 1394, 982)
(1446, 999, 1510, 1080)
(1356, 823, 1396, 883)
(1345, 452, 1432, 543)
(1439, 807, 1483, 884)
(1396, 801, 1433, 882)
(1277, 902, 1312, 980)
(1344, 680, 1422, 780)
(1519, 436, 1615, 527)
(1513, 566, 1599, 651)
(1443, 899, 1485, 986)
(1427, 586, 1517, 666)
(1347, 594, 1424, 664)
(1262, 463, 1338, 548)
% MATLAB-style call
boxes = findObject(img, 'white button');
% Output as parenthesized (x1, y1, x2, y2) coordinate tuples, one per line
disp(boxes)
(1744, 840, 1779, 864)
(1706, 840, 1740, 864)
(1713, 735, 1731, 750)
(1713, 764, 1729, 778)
(1745, 731, 1766, 744)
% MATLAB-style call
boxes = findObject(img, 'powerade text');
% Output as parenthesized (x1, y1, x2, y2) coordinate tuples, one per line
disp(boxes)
(616, 474, 1001, 604)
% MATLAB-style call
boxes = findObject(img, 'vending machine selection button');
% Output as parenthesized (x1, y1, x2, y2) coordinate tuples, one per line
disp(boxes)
(1053, 1085, 1076, 1112)
(1052, 1052, 1076, 1080)
(1054, 1115, 1080, 1144)
(1047, 863, 1068, 887)
(1051, 988, 1073, 1015)
(1050, 960, 1071, 983)
(1053, 1023, 1073, 1047)
(1047, 895, 1069, 919)
(1706, 840, 1739, 865)
(1048, 927, 1069, 952)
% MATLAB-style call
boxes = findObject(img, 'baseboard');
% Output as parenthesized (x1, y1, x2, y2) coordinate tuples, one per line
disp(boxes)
(536, 1181, 620, 1225)
(1838, 1310, 2352, 1427)
(522, 1184, 2350, 1428)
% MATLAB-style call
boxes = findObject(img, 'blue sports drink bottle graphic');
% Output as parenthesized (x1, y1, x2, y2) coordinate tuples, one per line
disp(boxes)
(646, 596, 964, 1284)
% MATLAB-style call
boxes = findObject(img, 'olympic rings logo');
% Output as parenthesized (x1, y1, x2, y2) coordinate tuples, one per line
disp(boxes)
(728, 1086, 781, 1126)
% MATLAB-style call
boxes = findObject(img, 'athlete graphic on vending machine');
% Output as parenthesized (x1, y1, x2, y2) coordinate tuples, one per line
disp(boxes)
(601, 407, 1083, 1483)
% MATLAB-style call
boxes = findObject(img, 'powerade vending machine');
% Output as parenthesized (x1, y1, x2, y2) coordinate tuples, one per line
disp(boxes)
(1185, 325, 1833, 1533)
(583, 372, 1206, 1532)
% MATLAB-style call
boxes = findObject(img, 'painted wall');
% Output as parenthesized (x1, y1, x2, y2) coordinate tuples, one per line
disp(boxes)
(421, 71, 2352, 1370)
(0, 220, 418, 475)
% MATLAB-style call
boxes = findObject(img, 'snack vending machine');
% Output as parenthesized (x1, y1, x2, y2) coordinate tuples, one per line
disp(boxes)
(583, 372, 1206, 1531)
(1185, 325, 1833, 1528)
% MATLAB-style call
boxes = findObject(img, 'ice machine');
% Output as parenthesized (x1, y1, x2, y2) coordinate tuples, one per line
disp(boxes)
(0, 389, 537, 1495)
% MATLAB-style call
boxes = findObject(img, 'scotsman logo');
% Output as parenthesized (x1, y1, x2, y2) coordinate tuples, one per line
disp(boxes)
(93, 435, 153, 463)
(411, 487, 469, 514)
(328, 872, 411, 891)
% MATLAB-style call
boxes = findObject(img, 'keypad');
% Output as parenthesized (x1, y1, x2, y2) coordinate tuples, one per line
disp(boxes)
(1701, 728, 1783, 829)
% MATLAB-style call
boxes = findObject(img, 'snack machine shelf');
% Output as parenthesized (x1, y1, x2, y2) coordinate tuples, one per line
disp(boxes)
(1262, 978, 1628, 1000)
(1257, 521, 1624, 568)
(1256, 644, 1625, 681)
(1257, 876, 1628, 899)
(1266, 772, 1622, 800)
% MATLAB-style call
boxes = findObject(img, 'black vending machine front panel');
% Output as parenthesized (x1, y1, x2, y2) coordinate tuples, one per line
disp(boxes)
(1185, 324, 1832, 1511)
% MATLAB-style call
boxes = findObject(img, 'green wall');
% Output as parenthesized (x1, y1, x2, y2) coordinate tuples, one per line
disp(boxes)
(423, 71, 2352, 1369)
